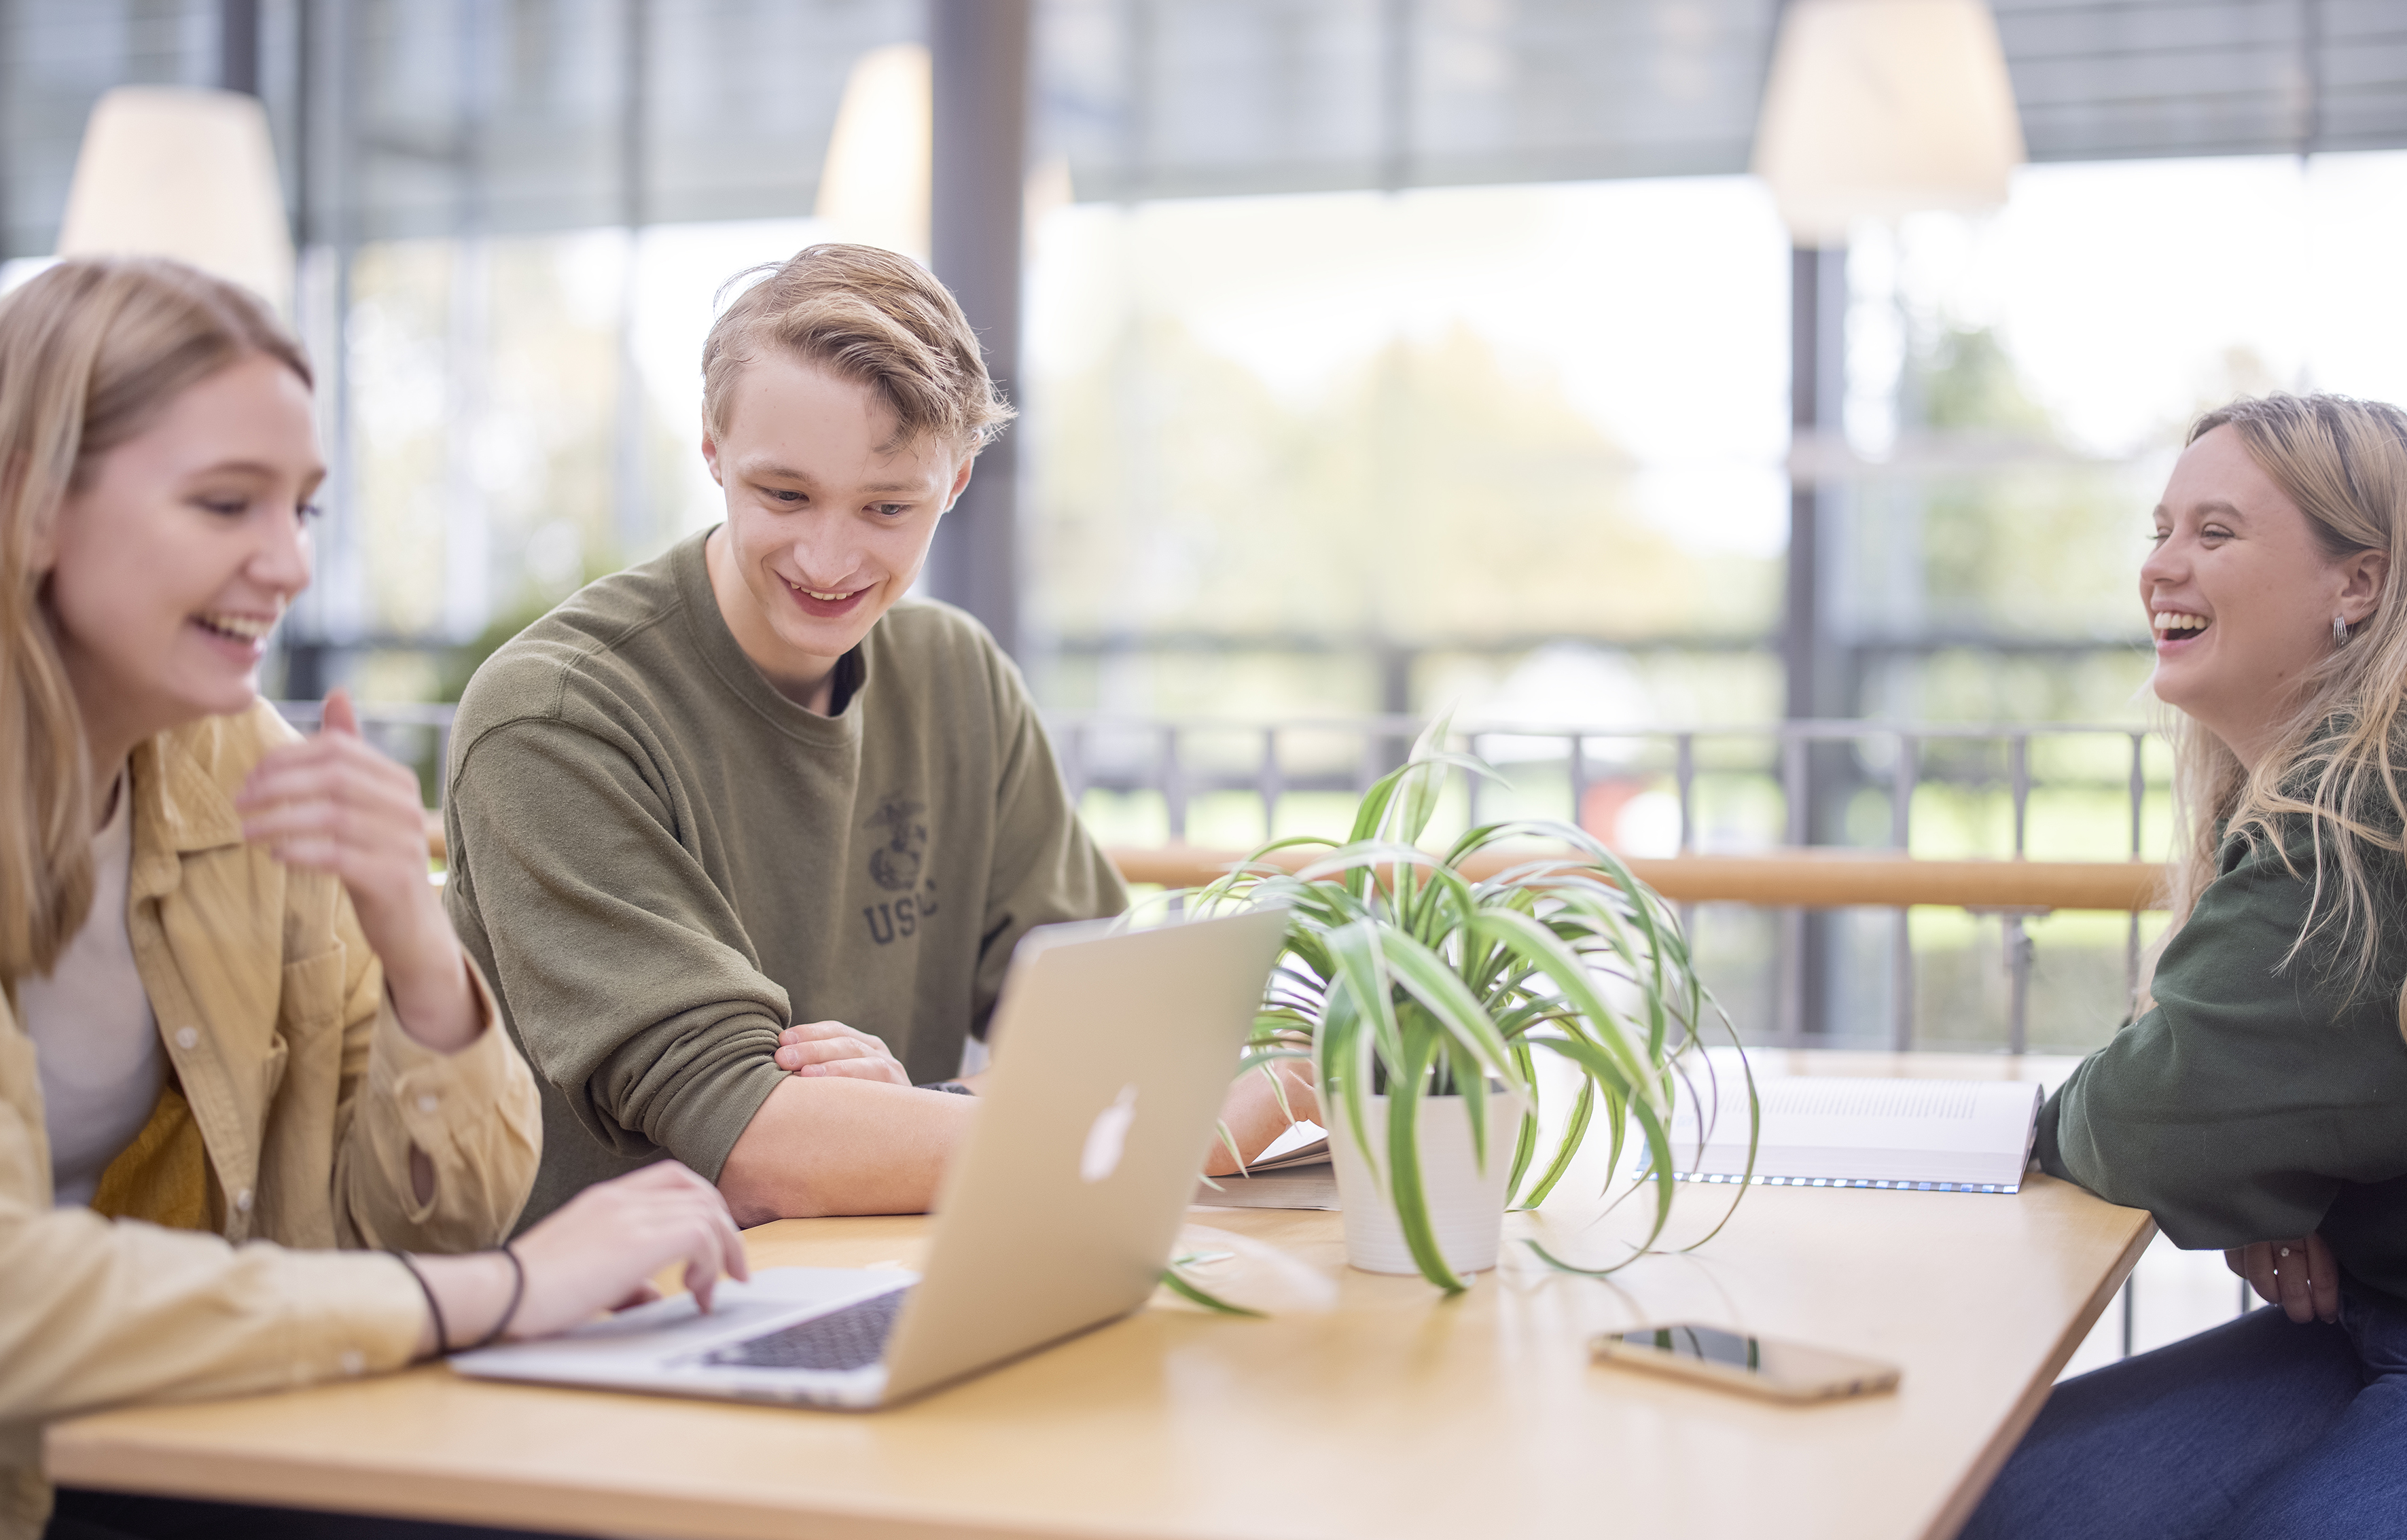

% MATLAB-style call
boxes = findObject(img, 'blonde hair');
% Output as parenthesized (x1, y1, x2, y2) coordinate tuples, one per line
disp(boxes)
(2155, 394, 2407, 1016)
(699, 243, 1012, 452)
(0, 257, 308, 982)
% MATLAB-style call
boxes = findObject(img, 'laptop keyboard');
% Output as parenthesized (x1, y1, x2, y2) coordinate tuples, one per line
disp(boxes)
(700, 1287, 912, 1373)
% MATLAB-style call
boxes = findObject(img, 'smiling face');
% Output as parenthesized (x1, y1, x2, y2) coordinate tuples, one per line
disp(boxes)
(41, 353, 321, 770)
(2143, 425, 2387, 769)
(701, 352, 973, 711)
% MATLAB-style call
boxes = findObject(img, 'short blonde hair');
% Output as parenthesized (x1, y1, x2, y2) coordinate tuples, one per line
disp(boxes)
(699, 244, 1012, 452)
(0, 257, 307, 982)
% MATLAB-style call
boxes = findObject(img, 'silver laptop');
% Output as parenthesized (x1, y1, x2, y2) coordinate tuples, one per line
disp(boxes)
(452, 906, 1287, 1410)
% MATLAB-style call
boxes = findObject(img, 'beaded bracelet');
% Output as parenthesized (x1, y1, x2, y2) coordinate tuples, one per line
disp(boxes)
(389, 1243, 526, 1357)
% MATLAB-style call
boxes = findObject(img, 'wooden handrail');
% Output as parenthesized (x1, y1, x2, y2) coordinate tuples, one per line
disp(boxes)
(1106, 845, 2169, 912)
(424, 816, 2164, 912)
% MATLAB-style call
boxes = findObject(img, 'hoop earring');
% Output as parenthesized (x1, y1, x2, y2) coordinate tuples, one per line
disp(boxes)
(2335, 614, 2351, 645)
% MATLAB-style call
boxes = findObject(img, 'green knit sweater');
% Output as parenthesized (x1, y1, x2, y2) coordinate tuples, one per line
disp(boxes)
(441, 531, 1128, 1227)
(2037, 821, 2407, 1314)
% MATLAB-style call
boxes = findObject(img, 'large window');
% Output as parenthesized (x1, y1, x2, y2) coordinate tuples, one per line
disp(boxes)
(10, 3, 2407, 1057)
(1021, 176, 1792, 723)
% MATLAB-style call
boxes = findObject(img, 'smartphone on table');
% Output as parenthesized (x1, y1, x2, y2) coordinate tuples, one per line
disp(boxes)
(1592, 1323, 1900, 1403)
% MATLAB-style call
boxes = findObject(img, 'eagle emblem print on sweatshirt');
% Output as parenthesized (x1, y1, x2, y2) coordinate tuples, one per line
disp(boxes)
(862, 795, 938, 945)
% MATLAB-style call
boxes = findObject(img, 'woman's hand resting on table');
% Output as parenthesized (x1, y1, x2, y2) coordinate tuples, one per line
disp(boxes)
(2226, 1230, 2340, 1324)
(405, 1162, 749, 1359)
(235, 686, 478, 1054)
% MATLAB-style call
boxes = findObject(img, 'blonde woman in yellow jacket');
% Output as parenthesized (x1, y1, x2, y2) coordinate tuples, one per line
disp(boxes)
(2, 260, 748, 1540)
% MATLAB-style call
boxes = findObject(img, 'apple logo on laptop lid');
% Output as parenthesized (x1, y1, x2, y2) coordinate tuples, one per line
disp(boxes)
(1080, 1084, 1140, 1183)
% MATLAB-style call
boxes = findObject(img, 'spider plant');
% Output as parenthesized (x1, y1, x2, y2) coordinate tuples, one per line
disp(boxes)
(1192, 719, 1753, 1293)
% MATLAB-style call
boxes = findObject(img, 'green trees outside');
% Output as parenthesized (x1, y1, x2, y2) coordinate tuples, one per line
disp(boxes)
(1026, 315, 1777, 715)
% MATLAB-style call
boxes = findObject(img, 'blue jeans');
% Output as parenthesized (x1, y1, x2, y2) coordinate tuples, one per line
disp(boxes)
(1963, 1291, 2407, 1539)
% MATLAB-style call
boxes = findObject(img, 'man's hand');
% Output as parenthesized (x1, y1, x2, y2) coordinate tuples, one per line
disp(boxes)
(2226, 1230, 2340, 1324)
(774, 1020, 910, 1086)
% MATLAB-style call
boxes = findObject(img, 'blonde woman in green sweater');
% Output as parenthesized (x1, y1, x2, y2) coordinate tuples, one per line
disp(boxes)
(1966, 395, 2407, 1539)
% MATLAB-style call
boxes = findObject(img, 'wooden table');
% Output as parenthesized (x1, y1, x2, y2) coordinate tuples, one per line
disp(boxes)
(1106, 846, 2171, 912)
(46, 1052, 2150, 1540)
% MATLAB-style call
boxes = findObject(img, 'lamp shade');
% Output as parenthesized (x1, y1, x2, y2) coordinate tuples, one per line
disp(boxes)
(56, 86, 293, 313)
(1752, 0, 2026, 247)
(816, 43, 932, 262)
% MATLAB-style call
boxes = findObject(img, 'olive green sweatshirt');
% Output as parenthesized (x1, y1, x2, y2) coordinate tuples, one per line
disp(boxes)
(441, 531, 1128, 1226)
(2037, 821, 2407, 1315)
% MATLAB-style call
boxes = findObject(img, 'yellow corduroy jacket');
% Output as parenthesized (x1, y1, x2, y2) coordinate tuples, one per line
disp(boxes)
(0, 700, 542, 1539)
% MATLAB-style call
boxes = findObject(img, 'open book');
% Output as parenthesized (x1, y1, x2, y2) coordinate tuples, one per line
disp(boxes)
(1193, 1120, 1338, 1210)
(1194, 1072, 2046, 1208)
(1235, 1120, 1330, 1171)
(1664, 1073, 2044, 1194)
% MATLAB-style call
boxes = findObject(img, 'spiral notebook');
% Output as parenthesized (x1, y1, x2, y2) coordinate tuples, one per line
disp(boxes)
(1664, 1073, 2044, 1194)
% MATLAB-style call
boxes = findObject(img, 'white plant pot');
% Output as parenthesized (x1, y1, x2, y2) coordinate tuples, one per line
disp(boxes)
(1327, 1089, 1526, 1276)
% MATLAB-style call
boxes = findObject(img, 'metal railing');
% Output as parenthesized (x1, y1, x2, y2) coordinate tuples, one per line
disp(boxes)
(1050, 713, 2158, 840)
(296, 700, 2171, 1055)
(1052, 712, 2168, 1054)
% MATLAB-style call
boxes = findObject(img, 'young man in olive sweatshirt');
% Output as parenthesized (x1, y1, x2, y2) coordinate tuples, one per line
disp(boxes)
(442, 245, 1306, 1228)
